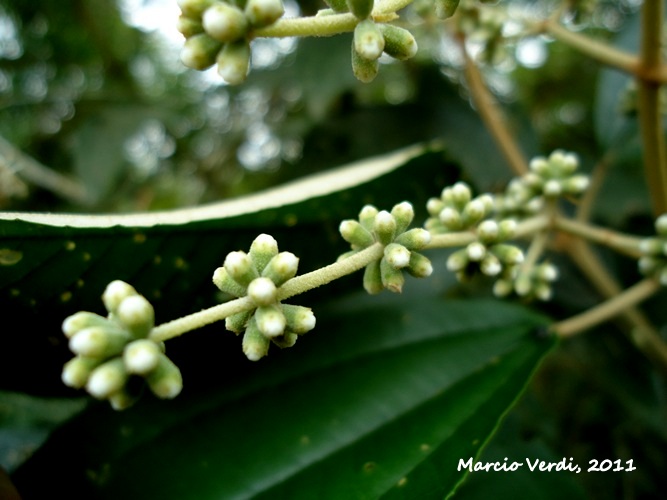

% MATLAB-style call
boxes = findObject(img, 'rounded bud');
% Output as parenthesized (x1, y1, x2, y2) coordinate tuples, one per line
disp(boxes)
(124, 339, 161, 375)
(117, 295, 155, 338)
(262, 252, 299, 286)
(379, 25, 418, 60)
(477, 220, 499, 243)
(363, 260, 384, 295)
(62, 357, 101, 389)
(323, 0, 349, 12)
(255, 304, 287, 337)
(180, 33, 222, 70)
(466, 241, 486, 262)
(213, 266, 247, 296)
(247, 277, 278, 306)
(529, 157, 550, 176)
(536, 263, 558, 282)
(514, 274, 532, 296)
(638, 256, 660, 275)
(480, 253, 502, 276)
(491, 244, 524, 265)
(103, 280, 137, 314)
(178, 0, 216, 17)
(543, 179, 562, 197)
(562, 175, 589, 194)
(534, 283, 553, 301)
(359, 205, 379, 230)
(242, 316, 270, 360)
(656, 214, 667, 236)
(347, 0, 373, 19)
(352, 45, 379, 83)
(435, 0, 460, 19)
(224, 250, 259, 287)
(380, 258, 405, 293)
(446, 249, 469, 272)
(225, 310, 252, 334)
(391, 201, 414, 234)
(395, 228, 431, 250)
(62, 311, 110, 339)
(86, 358, 128, 400)
(271, 332, 298, 349)
(249, 233, 279, 273)
(462, 199, 486, 227)
(340, 219, 375, 249)
(354, 20, 385, 61)
(282, 304, 316, 334)
(407, 252, 433, 278)
(426, 198, 445, 217)
(217, 40, 251, 85)
(384, 243, 411, 269)
(498, 219, 517, 240)
(450, 182, 472, 207)
(177, 15, 204, 38)
(147, 355, 183, 399)
(373, 210, 397, 245)
(493, 279, 513, 298)
(69, 326, 130, 359)
(245, 0, 285, 28)
(203, 3, 248, 43)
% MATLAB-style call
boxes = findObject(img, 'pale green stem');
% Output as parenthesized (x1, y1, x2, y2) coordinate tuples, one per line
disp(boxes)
(554, 216, 644, 258)
(553, 278, 661, 338)
(253, 0, 411, 38)
(636, 0, 667, 215)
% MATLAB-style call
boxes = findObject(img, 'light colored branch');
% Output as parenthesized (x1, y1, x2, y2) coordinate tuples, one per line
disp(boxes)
(554, 216, 643, 258)
(0, 135, 89, 205)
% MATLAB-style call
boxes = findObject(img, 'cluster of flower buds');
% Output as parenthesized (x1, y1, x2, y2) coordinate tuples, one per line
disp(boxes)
(320, 0, 417, 83)
(425, 181, 495, 234)
(638, 214, 667, 285)
(61, 281, 182, 410)
(177, 0, 285, 84)
(339, 202, 433, 294)
(455, 0, 508, 65)
(493, 261, 559, 301)
(213, 234, 316, 361)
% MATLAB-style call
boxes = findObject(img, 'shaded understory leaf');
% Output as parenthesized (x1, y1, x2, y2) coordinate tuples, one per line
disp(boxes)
(12, 296, 554, 499)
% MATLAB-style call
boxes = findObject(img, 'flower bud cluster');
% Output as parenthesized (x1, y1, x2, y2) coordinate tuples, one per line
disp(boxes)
(213, 234, 316, 361)
(351, 21, 418, 83)
(493, 262, 559, 301)
(456, 1, 508, 65)
(61, 281, 182, 410)
(177, 0, 285, 84)
(339, 202, 433, 294)
(425, 181, 495, 234)
(638, 214, 667, 285)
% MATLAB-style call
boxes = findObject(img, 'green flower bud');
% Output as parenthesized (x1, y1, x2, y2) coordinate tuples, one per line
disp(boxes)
(224, 250, 259, 287)
(391, 201, 414, 234)
(379, 25, 418, 61)
(426, 197, 445, 217)
(536, 263, 558, 282)
(108, 388, 137, 411)
(359, 205, 379, 231)
(69, 326, 130, 359)
(62, 311, 110, 339)
(352, 45, 379, 83)
(435, 0, 460, 19)
(461, 199, 487, 227)
(354, 20, 384, 60)
(466, 241, 486, 262)
(247, 277, 278, 306)
(543, 179, 562, 197)
(123, 339, 162, 375)
(534, 282, 552, 301)
(213, 266, 247, 296)
(498, 219, 517, 240)
(62, 356, 101, 389)
(529, 157, 550, 176)
(439, 207, 462, 230)
(102, 280, 137, 315)
(262, 251, 299, 286)
(86, 358, 128, 400)
(347, 0, 374, 19)
(477, 220, 499, 243)
(363, 259, 384, 294)
(449, 182, 472, 207)
(243, 316, 270, 360)
(514, 274, 532, 296)
(147, 354, 183, 399)
(116, 294, 154, 338)
(446, 248, 469, 272)
(340, 219, 375, 249)
(180, 33, 222, 70)
(324, 0, 348, 12)
(373, 210, 397, 245)
(178, 0, 216, 17)
(255, 304, 286, 337)
(490, 244, 524, 265)
(394, 228, 431, 250)
(281, 304, 316, 334)
(217, 40, 251, 85)
(638, 256, 660, 275)
(407, 252, 433, 278)
(244, 0, 285, 28)
(561, 175, 589, 194)
(493, 279, 513, 298)
(203, 3, 248, 43)
(480, 253, 501, 276)
(381, 257, 405, 292)
(225, 310, 252, 334)
(249, 233, 279, 273)
(177, 15, 204, 38)
(271, 332, 298, 348)
(384, 243, 411, 269)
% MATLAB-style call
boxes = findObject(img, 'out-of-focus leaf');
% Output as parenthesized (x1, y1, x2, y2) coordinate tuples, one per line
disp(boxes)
(12, 296, 554, 499)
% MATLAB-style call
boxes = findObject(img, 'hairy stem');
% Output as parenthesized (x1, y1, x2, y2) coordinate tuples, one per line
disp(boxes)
(553, 277, 660, 338)
(555, 216, 643, 258)
(637, 0, 667, 215)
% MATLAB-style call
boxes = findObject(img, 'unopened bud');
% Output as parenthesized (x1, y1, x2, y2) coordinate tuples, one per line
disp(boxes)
(69, 326, 130, 359)
(86, 358, 128, 399)
(481, 253, 502, 276)
(147, 354, 183, 399)
(242, 316, 270, 360)
(384, 243, 411, 269)
(247, 277, 278, 306)
(117, 294, 154, 338)
(249, 233, 279, 273)
(656, 214, 667, 236)
(395, 228, 431, 250)
(62, 311, 110, 339)
(363, 260, 384, 294)
(224, 251, 259, 287)
(562, 175, 589, 194)
(217, 40, 251, 85)
(262, 252, 299, 286)
(466, 241, 486, 261)
(373, 210, 397, 245)
(359, 205, 379, 230)
(180, 33, 222, 70)
(255, 304, 286, 337)
(213, 266, 247, 296)
(493, 279, 513, 297)
(102, 280, 137, 314)
(340, 219, 375, 249)
(347, 0, 373, 19)
(543, 179, 562, 197)
(379, 25, 417, 60)
(245, 0, 285, 28)
(178, 0, 216, 17)
(477, 220, 499, 243)
(203, 3, 248, 43)
(354, 20, 384, 60)
(407, 252, 433, 278)
(271, 332, 298, 348)
(450, 182, 472, 207)
(446, 249, 469, 272)
(352, 45, 379, 83)
(177, 15, 204, 38)
(123, 339, 161, 375)
(439, 207, 462, 230)
(381, 258, 404, 292)
(435, 0, 460, 19)
(225, 310, 252, 334)
(462, 199, 486, 227)
(281, 304, 316, 334)
(62, 357, 101, 389)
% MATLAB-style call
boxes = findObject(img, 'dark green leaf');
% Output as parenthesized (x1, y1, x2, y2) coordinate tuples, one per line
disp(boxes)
(13, 297, 554, 499)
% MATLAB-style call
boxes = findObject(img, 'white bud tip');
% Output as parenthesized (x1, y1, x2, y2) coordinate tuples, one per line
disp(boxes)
(375, 210, 394, 228)
(103, 280, 137, 312)
(69, 329, 103, 357)
(478, 220, 499, 240)
(124, 340, 161, 374)
(87, 365, 126, 399)
(248, 277, 277, 305)
(117, 295, 153, 327)
(544, 180, 562, 197)
(252, 233, 278, 251)
(467, 242, 486, 261)
(386, 246, 411, 269)
(451, 182, 472, 204)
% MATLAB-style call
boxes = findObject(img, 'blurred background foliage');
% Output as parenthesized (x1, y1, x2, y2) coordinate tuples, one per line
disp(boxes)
(1, 0, 666, 498)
